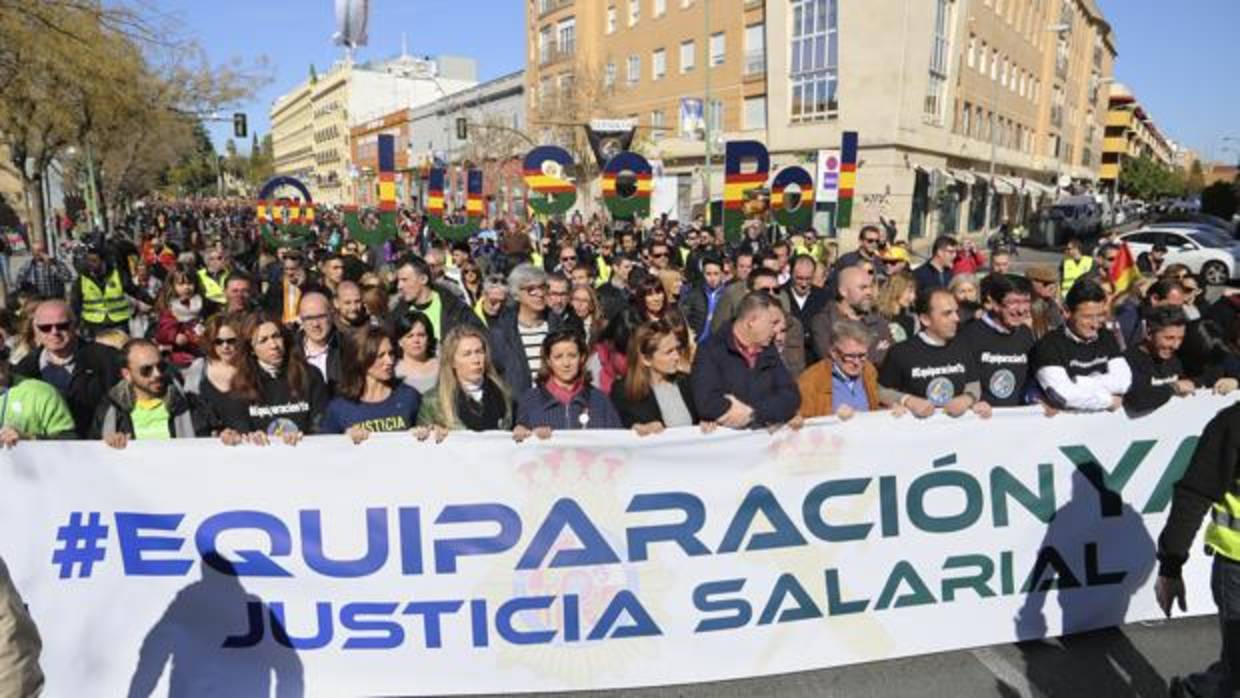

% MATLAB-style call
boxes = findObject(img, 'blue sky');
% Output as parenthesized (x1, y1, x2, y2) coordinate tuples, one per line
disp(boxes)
(170, 0, 1238, 164)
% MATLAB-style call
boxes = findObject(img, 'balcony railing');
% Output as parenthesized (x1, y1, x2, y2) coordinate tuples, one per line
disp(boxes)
(744, 51, 765, 76)
(539, 47, 573, 66)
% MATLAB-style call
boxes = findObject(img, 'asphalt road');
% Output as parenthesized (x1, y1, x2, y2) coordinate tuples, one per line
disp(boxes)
(469, 616, 1216, 698)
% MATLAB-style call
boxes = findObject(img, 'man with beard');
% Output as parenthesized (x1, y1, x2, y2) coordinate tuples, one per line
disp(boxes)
(810, 264, 893, 366)
(91, 339, 216, 447)
(333, 281, 370, 334)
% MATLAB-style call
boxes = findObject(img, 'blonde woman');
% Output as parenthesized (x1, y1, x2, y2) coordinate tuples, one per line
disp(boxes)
(413, 325, 512, 441)
(876, 271, 918, 343)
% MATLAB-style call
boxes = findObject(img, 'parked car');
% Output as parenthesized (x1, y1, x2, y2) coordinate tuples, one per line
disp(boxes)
(1152, 212, 1238, 238)
(1120, 227, 1240, 285)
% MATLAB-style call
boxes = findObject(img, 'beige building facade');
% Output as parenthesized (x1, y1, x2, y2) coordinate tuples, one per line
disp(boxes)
(1100, 82, 1174, 192)
(526, 0, 1116, 243)
(270, 55, 477, 206)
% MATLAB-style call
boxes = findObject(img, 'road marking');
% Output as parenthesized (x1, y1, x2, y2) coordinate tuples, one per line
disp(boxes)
(970, 647, 1047, 698)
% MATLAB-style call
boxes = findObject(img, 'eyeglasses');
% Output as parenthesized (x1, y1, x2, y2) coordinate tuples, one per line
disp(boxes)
(135, 363, 162, 378)
(300, 313, 330, 323)
(651, 251, 670, 259)
(36, 322, 72, 334)
(834, 350, 868, 362)
(862, 237, 881, 244)
(522, 284, 548, 295)
(214, 337, 238, 347)
(560, 255, 577, 262)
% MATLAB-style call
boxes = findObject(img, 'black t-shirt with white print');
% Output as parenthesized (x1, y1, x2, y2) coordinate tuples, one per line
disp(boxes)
(1030, 326, 1123, 380)
(958, 316, 1036, 407)
(879, 333, 975, 407)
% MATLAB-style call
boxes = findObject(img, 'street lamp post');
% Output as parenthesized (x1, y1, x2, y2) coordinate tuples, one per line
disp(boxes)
(703, 0, 712, 223)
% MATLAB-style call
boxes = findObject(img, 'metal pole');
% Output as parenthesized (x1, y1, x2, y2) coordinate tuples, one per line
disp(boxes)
(983, 61, 998, 238)
(703, 0, 712, 223)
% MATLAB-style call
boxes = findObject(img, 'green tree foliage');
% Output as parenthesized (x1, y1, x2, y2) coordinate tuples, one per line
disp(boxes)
(0, 1, 266, 244)
(1201, 181, 1238, 221)
(1118, 155, 1184, 201)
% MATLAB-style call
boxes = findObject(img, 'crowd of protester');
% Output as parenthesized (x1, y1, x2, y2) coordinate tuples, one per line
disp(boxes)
(3, 200, 1238, 451)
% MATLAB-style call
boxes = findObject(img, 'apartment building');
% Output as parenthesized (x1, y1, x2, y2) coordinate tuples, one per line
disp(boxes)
(270, 54, 477, 205)
(526, 0, 766, 218)
(1099, 82, 1174, 193)
(527, 0, 1116, 240)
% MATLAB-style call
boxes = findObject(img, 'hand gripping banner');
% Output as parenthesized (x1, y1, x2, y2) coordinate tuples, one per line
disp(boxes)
(0, 399, 1226, 695)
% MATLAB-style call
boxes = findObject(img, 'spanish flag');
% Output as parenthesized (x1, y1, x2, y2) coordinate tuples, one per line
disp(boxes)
(1110, 241, 1141, 294)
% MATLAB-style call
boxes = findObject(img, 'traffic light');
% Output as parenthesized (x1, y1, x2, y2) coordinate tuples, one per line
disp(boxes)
(233, 113, 247, 139)
(455, 117, 467, 141)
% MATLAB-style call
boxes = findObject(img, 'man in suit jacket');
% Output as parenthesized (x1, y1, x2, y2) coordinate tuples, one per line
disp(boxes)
(782, 254, 831, 364)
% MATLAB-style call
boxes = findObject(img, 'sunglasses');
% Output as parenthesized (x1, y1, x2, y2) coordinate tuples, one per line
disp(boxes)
(214, 337, 238, 347)
(862, 237, 881, 244)
(36, 322, 72, 334)
(134, 363, 162, 378)
(560, 256, 577, 262)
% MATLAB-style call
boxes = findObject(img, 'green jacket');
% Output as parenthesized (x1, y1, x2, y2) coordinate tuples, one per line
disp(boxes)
(1, 377, 76, 439)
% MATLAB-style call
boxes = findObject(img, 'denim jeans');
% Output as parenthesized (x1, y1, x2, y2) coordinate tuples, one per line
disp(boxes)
(1184, 554, 1240, 697)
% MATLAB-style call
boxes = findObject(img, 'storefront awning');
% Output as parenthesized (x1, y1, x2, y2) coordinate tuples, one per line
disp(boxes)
(947, 169, 976, 185)
(991, 176, 1018, 195)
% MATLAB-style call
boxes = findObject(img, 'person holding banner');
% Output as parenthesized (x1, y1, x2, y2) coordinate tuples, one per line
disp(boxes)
(1156, 400, 1240, 697)
(797, 319, 884, 420)
(415, 325, 513, 438)
(92, 339, 215, 449)
(691, 292, 800, 430)
(1031, 279, 1131, 412)
(321, 326, 422, 444)
(514, 330, 622, 440)
(878, 288, 991, 420)
(610, 318, 707, 436)
(214, 314, 329, 444)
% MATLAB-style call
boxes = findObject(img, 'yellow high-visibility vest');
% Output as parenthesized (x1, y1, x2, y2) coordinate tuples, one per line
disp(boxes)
(1061, 256, 1094, 295)
(80, 270, 131, 325)
(197, 268, 229, 305)
(1206, 487, 1240, 563)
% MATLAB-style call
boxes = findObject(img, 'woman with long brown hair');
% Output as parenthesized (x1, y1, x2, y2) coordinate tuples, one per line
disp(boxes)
(321, 325, 422, 444)
(569, 282, 606, 347)
(183, 313, 243, 402)
(214, 312, 329, 444)
(610, 319, 711, 436)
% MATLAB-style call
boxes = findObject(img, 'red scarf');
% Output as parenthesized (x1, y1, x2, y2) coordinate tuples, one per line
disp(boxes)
(544, 378, 585, 406)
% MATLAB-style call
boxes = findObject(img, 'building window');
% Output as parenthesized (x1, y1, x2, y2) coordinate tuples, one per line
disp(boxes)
(790, 0, 838, 122)
(605, 62, 616, 90)
(744, 95, 767, 130)
(708, 98, 723, 135)
(1000, 57, 1008, 88)
(652, 48, 666, 80)
(710, 32, 726, 66)
(651, 110, 666, 137)
(557, 17, 575, 55)
(538, 26, 552, 63)
(606, 6, 616, 33)
(629, 0, 639, 26)
(924, 0, 951, 122)
(961, 101, 971, 136)
(978, 41, 987, 74)
(627, 55, 640, 85)
(744, 23, 765, 75)
(653, 0, 666, 17)
(967, 34, 976, 68)
(680, 40, 696, 72)
(991, 48, 999, 80)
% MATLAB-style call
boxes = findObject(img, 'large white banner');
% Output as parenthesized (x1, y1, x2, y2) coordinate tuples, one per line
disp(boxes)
(1, 399, 1227, 696)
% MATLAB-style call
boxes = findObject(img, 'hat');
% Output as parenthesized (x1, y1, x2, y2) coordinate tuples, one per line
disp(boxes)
(880, 246, 910, 264)
(1026, 264, 1057, 283)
